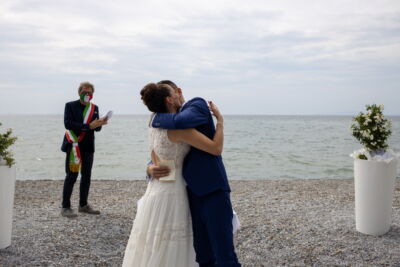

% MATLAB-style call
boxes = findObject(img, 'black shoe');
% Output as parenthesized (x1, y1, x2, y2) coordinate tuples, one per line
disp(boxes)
(78, 204, 100, 215)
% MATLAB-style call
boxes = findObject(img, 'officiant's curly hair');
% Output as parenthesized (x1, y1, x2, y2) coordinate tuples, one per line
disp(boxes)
(140, 83, 171, 113)
(78, 81, 95, 94)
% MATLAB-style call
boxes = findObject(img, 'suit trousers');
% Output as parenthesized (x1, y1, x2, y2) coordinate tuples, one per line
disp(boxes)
(62, 147, 94, 208)
(187, 189, 241, 267)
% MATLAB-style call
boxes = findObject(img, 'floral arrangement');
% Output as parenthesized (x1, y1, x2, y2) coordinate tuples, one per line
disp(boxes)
(0, 122, 17, 167)
(351, 104, 392, 160)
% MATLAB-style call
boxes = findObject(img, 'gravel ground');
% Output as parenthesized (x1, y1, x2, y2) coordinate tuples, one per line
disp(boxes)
(1, 179, 400, 266)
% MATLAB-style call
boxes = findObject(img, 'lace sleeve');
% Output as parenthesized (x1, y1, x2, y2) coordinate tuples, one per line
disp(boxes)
(148, 114, 156, 151)
(148, 128, 155, 152)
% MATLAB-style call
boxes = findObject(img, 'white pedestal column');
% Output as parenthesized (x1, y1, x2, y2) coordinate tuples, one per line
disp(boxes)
(354, 159, 397, 236)
(0, 165, 16, 249)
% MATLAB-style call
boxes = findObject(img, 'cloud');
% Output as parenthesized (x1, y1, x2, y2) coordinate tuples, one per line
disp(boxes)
(0, 0, 400, 114)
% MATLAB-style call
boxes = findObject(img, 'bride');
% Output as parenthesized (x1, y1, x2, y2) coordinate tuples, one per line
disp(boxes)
(122, 82, 225, 267)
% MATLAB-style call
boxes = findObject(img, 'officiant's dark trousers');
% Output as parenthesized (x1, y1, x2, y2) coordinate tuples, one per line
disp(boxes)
(62, 147, 94, 208)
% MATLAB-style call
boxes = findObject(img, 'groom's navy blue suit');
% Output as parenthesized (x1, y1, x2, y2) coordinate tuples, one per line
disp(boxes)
(152, 97, 240, 267)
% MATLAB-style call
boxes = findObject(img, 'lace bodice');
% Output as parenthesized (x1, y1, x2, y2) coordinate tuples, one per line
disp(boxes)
(149, 127, 190, 169)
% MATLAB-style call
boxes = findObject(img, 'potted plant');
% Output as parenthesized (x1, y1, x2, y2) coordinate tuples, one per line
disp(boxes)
(0, 122, 17, 249)
(350, 104, 399, 235)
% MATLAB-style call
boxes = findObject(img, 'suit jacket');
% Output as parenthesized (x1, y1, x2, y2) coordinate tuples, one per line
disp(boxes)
(61, 100, 101, 153)
(152, 97, 231, 196)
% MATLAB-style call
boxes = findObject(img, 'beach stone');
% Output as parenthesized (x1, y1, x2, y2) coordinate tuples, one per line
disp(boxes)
(0, 179, 399, 266)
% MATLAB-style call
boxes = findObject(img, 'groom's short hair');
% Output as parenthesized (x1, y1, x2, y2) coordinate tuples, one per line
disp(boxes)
(158, 80, 177, 90)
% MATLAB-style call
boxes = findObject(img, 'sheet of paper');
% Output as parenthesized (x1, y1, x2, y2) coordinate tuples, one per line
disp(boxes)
(101, 110, 113, 121)
(158, 159, 175, 182)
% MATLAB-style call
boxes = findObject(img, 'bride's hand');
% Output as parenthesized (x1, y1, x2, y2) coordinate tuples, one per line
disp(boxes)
(148, 164, 170, 179)
(208, 101, 223, 122)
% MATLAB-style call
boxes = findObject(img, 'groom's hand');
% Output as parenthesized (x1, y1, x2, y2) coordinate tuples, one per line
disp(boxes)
(147, 164, 170, 179)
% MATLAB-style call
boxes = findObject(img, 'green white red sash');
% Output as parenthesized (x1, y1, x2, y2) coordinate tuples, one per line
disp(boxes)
(65, 103, 95, 172)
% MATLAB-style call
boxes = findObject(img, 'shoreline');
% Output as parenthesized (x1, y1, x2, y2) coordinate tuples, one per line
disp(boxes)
(13, 177, 369, 181)
(1, 179, 399, 266)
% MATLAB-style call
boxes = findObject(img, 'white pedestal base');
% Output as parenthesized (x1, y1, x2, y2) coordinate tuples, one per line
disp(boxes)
(0, 165, 16, 249)
(354, 159, 397, 236)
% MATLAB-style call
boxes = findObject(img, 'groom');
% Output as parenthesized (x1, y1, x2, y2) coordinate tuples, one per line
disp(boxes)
(147, 80, 241, 267)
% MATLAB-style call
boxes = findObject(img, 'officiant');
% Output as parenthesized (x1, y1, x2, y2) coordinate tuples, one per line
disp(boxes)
(60, 81, 108, 218)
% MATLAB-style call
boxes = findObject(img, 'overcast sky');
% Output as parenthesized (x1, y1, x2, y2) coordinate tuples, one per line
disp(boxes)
(1, 0, 400, 115)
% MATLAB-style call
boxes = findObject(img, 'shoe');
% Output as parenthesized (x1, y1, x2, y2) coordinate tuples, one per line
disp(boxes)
(61, 208, 78, 218)
(78, 204, 100, 215)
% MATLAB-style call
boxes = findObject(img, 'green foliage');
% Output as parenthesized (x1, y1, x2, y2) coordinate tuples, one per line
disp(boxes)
(351, 104, 392, 154)
(0, 122, 17, 167)
(358, 154, 368, 160)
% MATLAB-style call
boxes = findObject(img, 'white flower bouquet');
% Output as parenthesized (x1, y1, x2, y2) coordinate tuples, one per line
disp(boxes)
(350, 104, 398, 161)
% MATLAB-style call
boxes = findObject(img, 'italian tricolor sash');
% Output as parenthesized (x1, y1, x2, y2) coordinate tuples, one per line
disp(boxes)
(65, 103, 95, 172)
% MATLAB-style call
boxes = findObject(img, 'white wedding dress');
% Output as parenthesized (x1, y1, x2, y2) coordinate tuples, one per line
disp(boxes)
(122, 128, 198, 267)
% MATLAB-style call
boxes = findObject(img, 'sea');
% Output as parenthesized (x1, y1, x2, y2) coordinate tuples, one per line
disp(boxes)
(0, 115, 399, 180)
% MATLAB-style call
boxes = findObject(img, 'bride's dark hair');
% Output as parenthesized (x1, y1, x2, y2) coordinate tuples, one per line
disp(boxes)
(140, 83, 171, 113)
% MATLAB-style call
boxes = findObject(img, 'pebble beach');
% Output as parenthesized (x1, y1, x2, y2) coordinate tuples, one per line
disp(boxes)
(1, 179, 400, 266)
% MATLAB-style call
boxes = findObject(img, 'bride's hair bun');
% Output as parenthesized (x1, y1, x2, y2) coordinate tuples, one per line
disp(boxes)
(140, 83, 171, 113)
